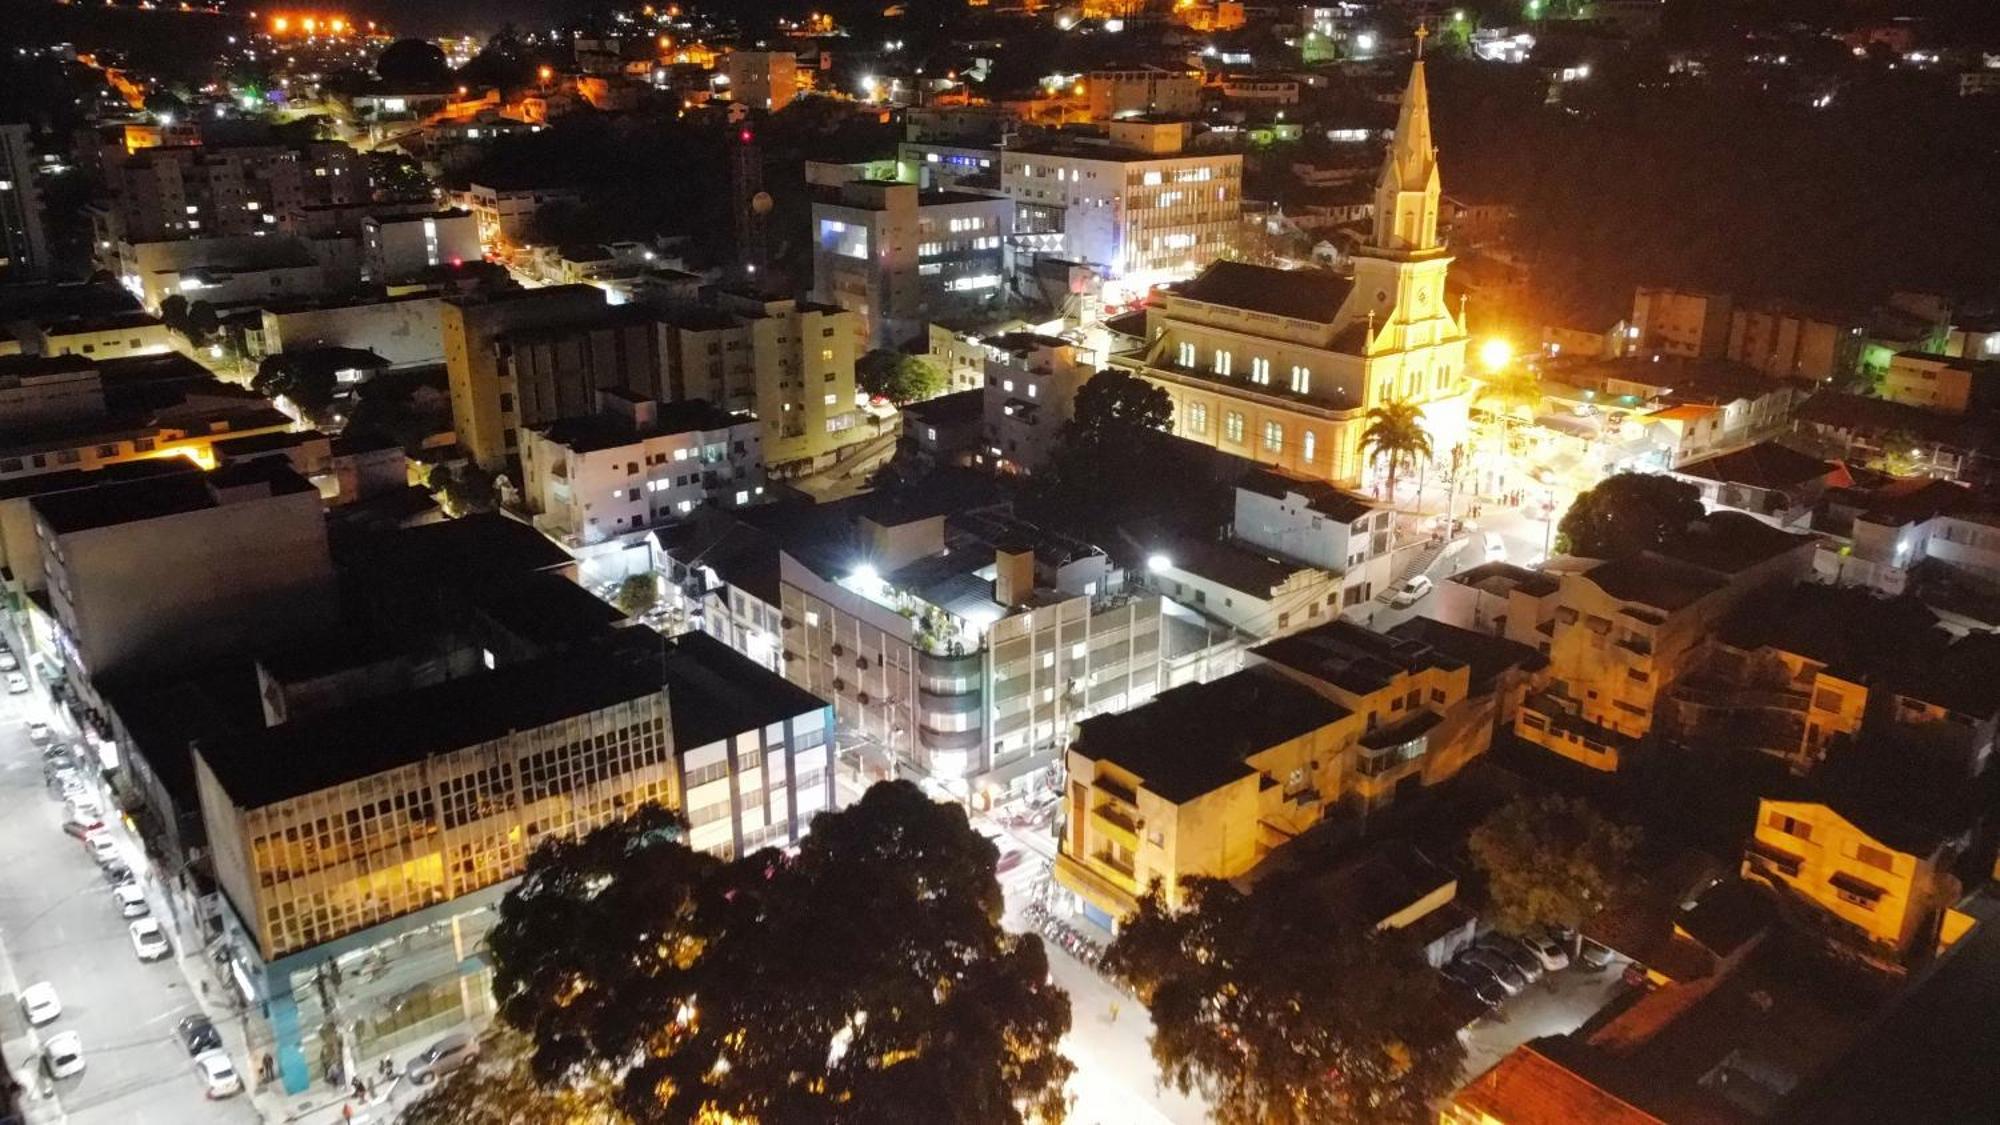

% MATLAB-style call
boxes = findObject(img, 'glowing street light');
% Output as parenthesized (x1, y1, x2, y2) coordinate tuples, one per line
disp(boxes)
(1479, 337, 1514, 372)
(1146, 553, 1173, 574)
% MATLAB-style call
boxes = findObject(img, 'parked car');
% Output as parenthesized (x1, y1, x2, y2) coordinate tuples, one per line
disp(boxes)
(1478, 936, 1546, 983)
(0, 650, 18, 671)
(43, 1032, 85, 1078)
(129, 917, 172, 961)
(1579, 938, 1616, 970)
(27, 720, 51, 744)
(194, 1050, 243, 1098)
(85, 831, 119, 866)
(406, 1032, 478, 1085)
(1388, 574, 1434, 608)
(61, 818, 102, 841)
(67, 797, 103, 824)
(113, 882, 150, 918)
(20, 982, 61, 1026)
(1458, 948, 1527, 994)
(177, 1014, 223, 1056)
(1519, 930, 1572, 972)
(6, 671, 30, 694)
(1441, 961, 1505, 1008)
(100, 860, 132, 886)
(1484, 537, 1508, 563)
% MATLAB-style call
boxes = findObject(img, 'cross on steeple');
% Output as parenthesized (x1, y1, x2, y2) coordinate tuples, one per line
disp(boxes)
(1414, 21, 1429, 58)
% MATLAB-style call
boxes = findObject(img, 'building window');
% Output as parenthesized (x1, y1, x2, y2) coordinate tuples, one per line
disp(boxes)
(1223, 411, 1244, 444)
(1854, 843, 1896, 872)
(1215, 350, 1232, 376)
(1250, 357, 1271, 385)
(1767, 812, 1812, 842)
(1302, 431, 1316, 463)
(1262, 420, 1282, 453)
(1177, 341, 1195, 367)
(1290, 365, 1311, 394)
(1187, 402, 1208, 435)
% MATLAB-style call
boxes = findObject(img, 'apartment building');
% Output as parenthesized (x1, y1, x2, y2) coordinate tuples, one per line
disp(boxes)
(1082, 67, 1202, 119)
(258, 293, 444, 370)
(1631, 286, 1733, 360)
(459, 180, 582, 249)
(1230, 468, 1397, 617)
(0, 124, 51, 281)
(723, 50, 800, 112)
(194, 630, 680, 1095)
(1112, 58, 1472, 486)
(520, 391, 764, 547)
(1880, 350, 1984, 415)
(14, 310, 172, 360)
(361, 209, 480, 283)
(1727, 302, 1862, 384)
(655, 509, 786, 673)
(1743, 793, 1964, 956)
(441, 284, 628, 468)
(811, 180, 1013, 348)
(778, 493, 1164, 801)
(999, 119, 1242, 287)
(93, 140, 367, 249)
(980, 331, 1100, 474)
(1515, 514, 1817, 771)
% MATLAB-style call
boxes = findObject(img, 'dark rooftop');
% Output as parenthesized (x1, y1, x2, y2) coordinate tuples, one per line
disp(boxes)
(1654, 511, 1812, 575)
(662, 630, 828, 752)
(1672, 442, 1836, 493)
(1718, 584, 1943, 686)
(1166, 261, 1355, 324)
(199, 630, 669, 808)
(332, 512, 571, 585)
(1385, 615, 1547, 695)
(1073, 667, 1351, 804)
(0, 456, 199, 503)
(1797, 390, 1993, 449)
(1448, 560, 1560, 598)
(1236, 466, 1378, 523)
(654, 512, 783, 604)
(902, 388, 984, 428)
(534, 399, 752, 454)
(1163, 537, 1304, 597)
(1252, 618, 1468, 697)
(472, 571, 628, 650)
(1581, 554, 1728, 611)
(30, 461, 317, 535)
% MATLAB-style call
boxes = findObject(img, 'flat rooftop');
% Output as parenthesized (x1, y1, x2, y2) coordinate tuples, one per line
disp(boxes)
(534, 399, 752, 454)
(662, 630, 828, 751)
(30, 461, 316, 535)
(1252, 618, 1469, 697)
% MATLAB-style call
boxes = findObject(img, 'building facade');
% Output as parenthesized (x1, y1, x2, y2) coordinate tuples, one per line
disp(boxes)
(361, 210, 480, 283)
(0, 124, 51, 281)
(811, 180, 1014, 348)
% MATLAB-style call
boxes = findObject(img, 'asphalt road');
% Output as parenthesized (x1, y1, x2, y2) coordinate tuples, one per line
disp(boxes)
(0, 689, 260, 1125)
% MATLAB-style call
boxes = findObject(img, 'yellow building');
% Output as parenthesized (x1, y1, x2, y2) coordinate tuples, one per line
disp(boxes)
(1111, 55, 1471, 489)
(1742, 796, 1960, 955)
(1880, 349, 1979, 415)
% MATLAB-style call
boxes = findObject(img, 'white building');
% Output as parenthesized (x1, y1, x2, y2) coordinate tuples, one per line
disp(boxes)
(979, 331, 1101, 474)
(520, 390, 765, 547)
(362, 210, 481, 283)
(459, 181, 582, 250)
(999, 120, 1242, 293)
(1231, 468, 1397, 615)
(810, 180, 1013, 348)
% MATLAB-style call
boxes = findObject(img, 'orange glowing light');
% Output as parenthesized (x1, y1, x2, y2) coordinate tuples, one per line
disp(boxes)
(300, 16, 316, 32)
(328, 17, 345, 32)
(538, 65, 554, 81)
(271, 15, 288, 31)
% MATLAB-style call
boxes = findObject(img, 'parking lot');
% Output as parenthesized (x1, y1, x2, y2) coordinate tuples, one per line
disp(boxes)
(0, 687, 261, 1125)
(1455, 935, 1635, 1081)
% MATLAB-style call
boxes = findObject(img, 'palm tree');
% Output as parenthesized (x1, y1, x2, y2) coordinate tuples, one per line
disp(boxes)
(1473, 366, 1544, 429)
(1361, 400, 1434, 508)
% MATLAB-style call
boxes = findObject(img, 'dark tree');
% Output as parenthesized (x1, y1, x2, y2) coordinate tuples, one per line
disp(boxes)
(1469, 794, 1642, 935)
(1034, 368, 1173, 513)
(251, 354, 339, 422)
(375, 38, 451, 88)
(428, 463, 498, 516)
(1557, 471, 1705, 559)
(611, 574, 658, 617)
(855, 349, 945, 405)
(489, 784, 1072, 1124)
(157, 294, 190, 336)
(1066, 367, 1171, 448)
(1106, 876, 1465, 1125)
(459, 26, 536, 93)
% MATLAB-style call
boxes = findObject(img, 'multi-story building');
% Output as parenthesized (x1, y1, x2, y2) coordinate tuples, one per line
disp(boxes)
(13, 309, 172, 360)
(1880, 350, 1984, 415)
(1082, 67, 1202, 119)
(30, 460, 336, 687)
(1742, 793, 1965, 957)
(361, 210, 481, 283)
(778, 494, 1164, 801)
(194, 629, 681, 1095)
(1631, 286, 1733, 360)
(93, 140, 368, 250)
(655, 509, 786, 673)
(1146, 537, 1339, 640)
(810, 179, 1014, 347)
(1514, 513, 1817, 771)
(0, 124, 51, 281)
(459, 180, 582, 250)
(980, 331, 1101, 474)
(441, 284, 632, 468)
(1726, 302, 1862, 384)
(258, 293, 445, 370)
(722, 50, 799, 112)
(1111, 57, 1472, 487)
(1000, 119, 1242, 290)
(520, 391, 764, 547)
(1230, 468, 1397, 618)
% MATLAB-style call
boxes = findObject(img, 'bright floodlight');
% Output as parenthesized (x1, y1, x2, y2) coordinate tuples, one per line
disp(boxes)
(1479, 338, 1514, 372)
(1147, 553, 1172, 574)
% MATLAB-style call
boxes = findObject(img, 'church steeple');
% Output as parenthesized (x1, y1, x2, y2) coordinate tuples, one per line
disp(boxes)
(1367, 36, 1442, 255)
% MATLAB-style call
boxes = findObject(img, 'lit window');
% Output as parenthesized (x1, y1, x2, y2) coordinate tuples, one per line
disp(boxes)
(1177, 342, 1195, 366)
(1215, 350, 1232, 376)
(1224, 411, 1244, 444)
(1290, 365, 1311, 394)
(1250, 357, 1270, 385)
(1302, 430, 1317, 462)
(1187, 402, 1208, 434)
(1263, 420, 1283, 452)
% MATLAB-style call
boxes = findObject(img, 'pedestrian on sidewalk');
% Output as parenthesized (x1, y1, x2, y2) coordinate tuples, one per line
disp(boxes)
(1108, 1001, 1120, 1024)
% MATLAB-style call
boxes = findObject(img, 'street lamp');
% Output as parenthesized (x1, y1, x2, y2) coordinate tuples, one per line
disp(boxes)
(1479, 337, 1514, 372)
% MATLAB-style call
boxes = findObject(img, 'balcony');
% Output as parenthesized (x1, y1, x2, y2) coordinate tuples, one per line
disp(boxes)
(1090, 802, 1142, 849)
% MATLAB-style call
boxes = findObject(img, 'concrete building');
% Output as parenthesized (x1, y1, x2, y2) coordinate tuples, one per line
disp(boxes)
(1514, 514, 1817, 771)
(1082, 67, 1203, 119)
(1111, 58, 1472, 487)
(0, 124, 51, 281)
(1726, 303, 1861, 384)
(441, 284, 627, 469)
(0, 356, 106, 429)
(1743, 793, 1964, 957)
(1000, 119, 1242, 289)
(520, 392, 764, 547)
(1880, 350, 1983, 415)
(1632, 286, 1733, 360)
(258, 294, 445, 370)
(810, 179, 1014, 347)
(194, 630, 680, 1095)
(1147, 537, 1339, 640)
(16, 310, 172, 360)
(655, 510, 786, 673)
(1230, 468, 1397, 617)
(361, 210, 481, 283)
(93, 140, 367, 249)
(459, 181, 582, 250)
(723, 50, 799, 112)
(30, 461, 335, 684)
(979, 331, 1100, 474)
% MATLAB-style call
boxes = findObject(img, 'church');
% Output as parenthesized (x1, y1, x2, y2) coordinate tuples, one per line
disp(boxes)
(1111, 45, 1474, 489)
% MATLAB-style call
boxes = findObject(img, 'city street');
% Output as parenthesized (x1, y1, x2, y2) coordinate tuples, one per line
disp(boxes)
(0, 690, 260, 1125)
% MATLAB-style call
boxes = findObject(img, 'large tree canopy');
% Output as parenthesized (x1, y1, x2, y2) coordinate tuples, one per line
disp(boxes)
(1106, 875, 1464, 1125)
(1469, 793, 1643, 935)
(375, 38, 451, 88)
(1557, 471, 1705, 559)
(489, 784, 1072, 1125)
(856, 349, 945, 405)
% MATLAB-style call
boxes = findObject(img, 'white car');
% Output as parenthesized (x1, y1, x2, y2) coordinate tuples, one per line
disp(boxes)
(6, 671, 28, 694)
(130, 917, 172, 961)
(1520, 929, 1573, 972)
(194, 1050, 243, 1098)
(1484, 537, 1508, 563)
(114, 882, 150, 918)
(20, 982, 61, 1026)
(68, 796, 103, 824)
(27, 719, 50, 744)
(1388, 574, 1434, 608)
(0, 651, 17, 671)
(85, 831, 119, 865)
(44, 1031, 84, 1078)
